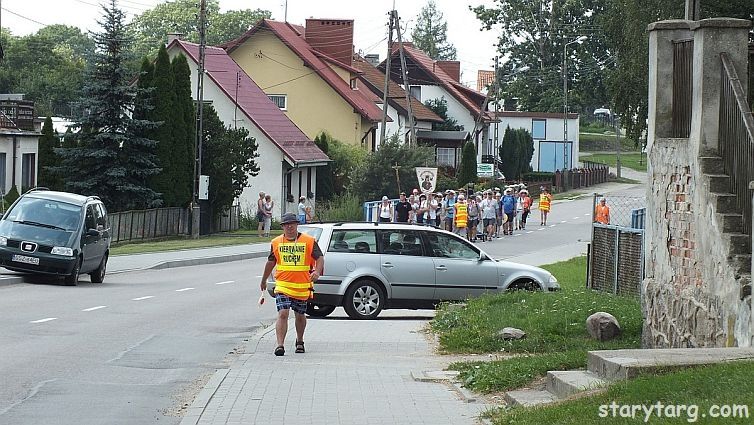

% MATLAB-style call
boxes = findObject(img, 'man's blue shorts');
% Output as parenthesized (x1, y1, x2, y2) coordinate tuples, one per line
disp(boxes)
(275, 293, 308, 314)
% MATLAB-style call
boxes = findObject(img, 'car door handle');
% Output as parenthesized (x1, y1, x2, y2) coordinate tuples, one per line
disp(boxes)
(435, 265, 447, 271)
(381, 263, 394, 268)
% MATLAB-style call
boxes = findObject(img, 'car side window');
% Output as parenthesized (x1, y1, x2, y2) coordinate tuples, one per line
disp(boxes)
(427, 232, 479, 259)
(378, 229, 424, 256)
(85, 206, 96, 230)
(328, 229, 376, 253)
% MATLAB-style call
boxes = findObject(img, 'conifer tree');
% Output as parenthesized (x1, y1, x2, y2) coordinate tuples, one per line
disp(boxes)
(148, 44, 178, 206)
(38, 116, 64, 190)
(171, 53, 195, 207)
(457, 141, 478, 187)
(57, 0, 159, 211)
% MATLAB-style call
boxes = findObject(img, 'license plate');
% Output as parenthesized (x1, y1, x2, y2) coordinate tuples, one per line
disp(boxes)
(12, 254, 39, 265)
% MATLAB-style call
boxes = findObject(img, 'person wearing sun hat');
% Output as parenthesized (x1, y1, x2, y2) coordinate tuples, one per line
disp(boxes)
(260, 212, 325, 356)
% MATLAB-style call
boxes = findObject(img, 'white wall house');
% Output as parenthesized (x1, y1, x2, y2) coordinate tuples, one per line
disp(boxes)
(167, 40, 328, 219)
(495, 111, 580, 172)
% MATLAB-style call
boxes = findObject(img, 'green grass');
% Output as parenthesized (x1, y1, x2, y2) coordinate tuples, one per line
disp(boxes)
(431, 256, 642, 393)
(580, 152, 647, 172)
(110, 230, 281, 256)
(489, 361, 754, 424)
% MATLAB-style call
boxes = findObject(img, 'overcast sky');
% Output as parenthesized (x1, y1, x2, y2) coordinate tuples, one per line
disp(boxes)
(2, 0, 501, 88)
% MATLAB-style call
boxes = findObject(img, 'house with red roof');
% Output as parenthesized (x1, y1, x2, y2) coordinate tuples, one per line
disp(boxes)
(167, 38, 329, 218)
(382, 43, 494, 168)
(220, 19, 384, 150)
(353, 54, 443, 148)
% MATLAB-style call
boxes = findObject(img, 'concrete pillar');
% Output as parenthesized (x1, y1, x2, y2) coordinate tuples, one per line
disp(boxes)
(646, 20, 692, 147)
(689, 18, 751, 154)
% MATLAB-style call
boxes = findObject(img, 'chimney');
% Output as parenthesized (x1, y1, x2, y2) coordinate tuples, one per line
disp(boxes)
(167, 32, 184, 45)
(365, 54, 380, 67)
(437, 60, 461, 82)
(305, 19, 354, 67)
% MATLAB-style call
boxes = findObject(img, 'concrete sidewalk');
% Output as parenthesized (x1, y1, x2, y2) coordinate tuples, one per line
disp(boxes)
(182, 311, 493, 425)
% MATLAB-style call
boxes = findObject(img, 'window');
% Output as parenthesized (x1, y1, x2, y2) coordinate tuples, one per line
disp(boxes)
(378, 229, 424, 256)
(436, 147, 456, 167)
(409, 85, 422, 101)
(328, 230, 377, 253)
(532, 119, 546, 140)
(268, 94, 287, 110)
(21, 153, 35, 190)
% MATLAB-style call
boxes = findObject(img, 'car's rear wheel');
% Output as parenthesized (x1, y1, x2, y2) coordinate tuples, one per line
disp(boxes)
(90, 253, 108, 284)
(343, 279, 384, 319)
(64, 257, 81, 286)
(306, 304, 336, 318)
(508, 278, 541, 291)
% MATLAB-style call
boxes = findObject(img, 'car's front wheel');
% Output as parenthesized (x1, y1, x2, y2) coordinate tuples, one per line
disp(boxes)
(343, 279, 384, 319)
(64, 257, 81, 286)
(306, 304, 336, 318)
(90, 253, 108, 284)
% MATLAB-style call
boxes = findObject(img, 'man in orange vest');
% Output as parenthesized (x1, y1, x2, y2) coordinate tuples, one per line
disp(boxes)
(595, 197, 610, 224)
(261, 212, 324, 356)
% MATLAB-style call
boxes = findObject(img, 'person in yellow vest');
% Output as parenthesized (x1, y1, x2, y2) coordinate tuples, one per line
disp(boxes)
(454, 193, 468, 237)
(260, 212, 324, 356)
(538, 187, 553, 226)
(595, 197, 610, 224)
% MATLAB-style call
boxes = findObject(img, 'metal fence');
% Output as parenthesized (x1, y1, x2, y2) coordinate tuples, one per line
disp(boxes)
(109, 205, 240, 243)
(587, 194, 646, 297)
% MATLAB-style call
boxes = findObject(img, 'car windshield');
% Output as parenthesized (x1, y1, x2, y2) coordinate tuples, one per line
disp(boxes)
(298, 225, 322, 241)
(3, 197, 82, 232)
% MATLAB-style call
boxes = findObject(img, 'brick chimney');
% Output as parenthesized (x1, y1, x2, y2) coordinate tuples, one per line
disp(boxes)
(436, 60, 461, 82)
(305, 19, 354, 67)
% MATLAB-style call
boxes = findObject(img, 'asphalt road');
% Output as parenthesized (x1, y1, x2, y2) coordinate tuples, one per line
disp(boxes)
(0, 258, 276, 425)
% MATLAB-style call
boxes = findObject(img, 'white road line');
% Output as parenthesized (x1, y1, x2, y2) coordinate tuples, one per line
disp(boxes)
(82, 306, 107, 312)
(175, 287, 194, 292)
(132, 296, 154, 301)
(30, 318, 57, 324)
(215, 280, 234, 285)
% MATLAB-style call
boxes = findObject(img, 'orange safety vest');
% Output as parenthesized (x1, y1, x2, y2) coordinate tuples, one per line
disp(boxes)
(539, 193, 552, 212)
(271, 233, 316, 300)
(454, 202, 468, 228)
(595, 204, 610, 224)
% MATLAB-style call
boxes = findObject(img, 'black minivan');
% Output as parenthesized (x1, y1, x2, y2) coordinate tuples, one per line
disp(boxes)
(0, 189, 110, 285)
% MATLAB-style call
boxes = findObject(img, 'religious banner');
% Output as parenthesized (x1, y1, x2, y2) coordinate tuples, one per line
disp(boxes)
(415, 167, 438, 194)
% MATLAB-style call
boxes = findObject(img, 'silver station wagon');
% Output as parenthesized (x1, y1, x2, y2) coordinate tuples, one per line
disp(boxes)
(269, 222, 560, 319)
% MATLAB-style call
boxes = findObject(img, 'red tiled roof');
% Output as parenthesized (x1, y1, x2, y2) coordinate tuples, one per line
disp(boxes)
(353, 55, 442, 123)
(168, 40, 328, 164)
(390, 43, 490, 122)
(222, 19, 384, 122)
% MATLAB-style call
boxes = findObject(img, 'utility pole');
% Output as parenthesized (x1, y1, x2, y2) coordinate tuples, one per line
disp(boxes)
(193, 0, 208, 237)
(379, 11, 394, 148)
(394, 11, 416, 147)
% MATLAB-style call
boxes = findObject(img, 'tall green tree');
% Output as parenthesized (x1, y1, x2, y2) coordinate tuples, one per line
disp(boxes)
(37, 116, 64, 190)
(56, 0, 160, 211)
(129, 0, 271, 62)
(148, 44, 178, 206)
(350, 136, 435, 200)
(457, 142, 478, 187)
(201, 106, 260, 218)
(172, 53, 196, 207)
(425, 97, 463, 131)
(472, 0, 610, 114)
(410, 0, 457, 60)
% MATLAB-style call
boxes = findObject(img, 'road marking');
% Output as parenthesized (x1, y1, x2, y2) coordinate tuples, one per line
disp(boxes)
(215, 280, 234, 285)
(30, 318, 57, 323)
(175, 287, 194, 292)
(82, 306, 107, 312)
(132, 296, 154, 301)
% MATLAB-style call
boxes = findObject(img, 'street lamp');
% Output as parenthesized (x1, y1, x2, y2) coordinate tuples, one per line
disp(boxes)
(563, 35, 587, 188)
